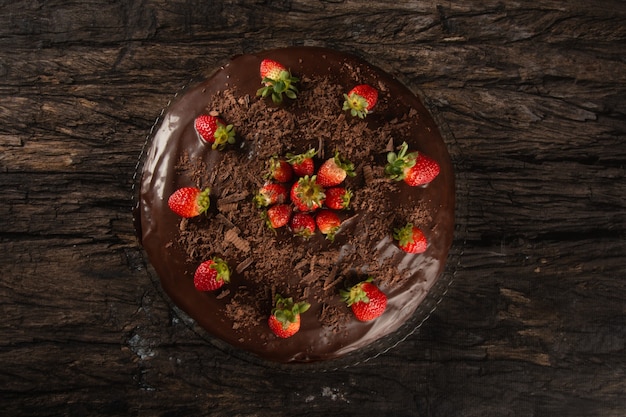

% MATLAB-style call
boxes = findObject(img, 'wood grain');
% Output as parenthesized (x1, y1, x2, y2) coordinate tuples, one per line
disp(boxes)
(1, 0, 625, 416)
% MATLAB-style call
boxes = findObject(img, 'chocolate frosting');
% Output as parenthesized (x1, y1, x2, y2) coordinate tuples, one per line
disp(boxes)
(137, 47, 454, 363)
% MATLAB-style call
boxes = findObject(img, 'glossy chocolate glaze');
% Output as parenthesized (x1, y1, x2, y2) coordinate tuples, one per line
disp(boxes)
(137, 47, 455, 363)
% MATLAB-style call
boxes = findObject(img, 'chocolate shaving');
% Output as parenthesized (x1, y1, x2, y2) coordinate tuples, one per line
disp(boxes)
(215, 213, 237, 230)
(220, 192, 248, 204)
(224, 228, 250, 253)
(236, 257, 254, 274)
(322, 264, 342, 291)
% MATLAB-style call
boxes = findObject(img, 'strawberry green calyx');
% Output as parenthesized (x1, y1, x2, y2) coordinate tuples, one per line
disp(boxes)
(393, 223, 417, 248)
(342, 85, 378, 119)
(196, 188, 211, 213)
(212, 123, 236, 150)
(340, 277, 374, 306)
(384, 141, 418, 181)
(286, 148, 317, 165)
(333, 151, 356, 177)
(257, 70, 299, 104)
(271, 294, 310, 330)
(209, 257, 231, 284)
(343, 92, 369, 118)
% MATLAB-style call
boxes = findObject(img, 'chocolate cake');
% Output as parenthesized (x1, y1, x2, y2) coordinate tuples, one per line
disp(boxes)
(135, 46, 455, 363)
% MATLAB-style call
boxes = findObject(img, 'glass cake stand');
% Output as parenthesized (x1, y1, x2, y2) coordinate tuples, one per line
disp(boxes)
(131, 53, 468, 372)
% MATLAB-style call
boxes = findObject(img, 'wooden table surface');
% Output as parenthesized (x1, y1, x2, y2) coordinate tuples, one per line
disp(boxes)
(2, 1, 625, 416)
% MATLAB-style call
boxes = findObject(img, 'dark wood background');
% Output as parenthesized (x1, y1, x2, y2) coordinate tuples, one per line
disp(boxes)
(1, 1, 624, 416)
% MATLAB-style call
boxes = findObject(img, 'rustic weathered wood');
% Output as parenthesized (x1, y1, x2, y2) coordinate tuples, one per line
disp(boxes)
(1, 0, 625, 416)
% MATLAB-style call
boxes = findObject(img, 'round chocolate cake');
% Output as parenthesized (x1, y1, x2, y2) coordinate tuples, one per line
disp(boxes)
(135, 46, 454, 363)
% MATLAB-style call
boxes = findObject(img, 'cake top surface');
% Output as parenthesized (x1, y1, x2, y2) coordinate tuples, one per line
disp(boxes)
(137, 46, 455, 364)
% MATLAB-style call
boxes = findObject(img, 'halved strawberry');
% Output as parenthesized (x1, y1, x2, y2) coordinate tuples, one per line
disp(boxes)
(286, 149, 317, 177)
(343, 84, 378, 119)
(263, 203, 292, 230)
(167, 187, 210, 218)
(385, 141, 440, 186)
(393, 223, 428, 254)
(256, 59, 299, 104)
(266, 156, 293, 183)
(289, 212, 316, 239)
(340, 278, 387, 322)
(193, 258, 230, 291)
(324, 187, 352, 210)
(315, 209, 341, 241)
(254, 183, 288, 208)
(194, 114, 236, 150)
(290, 176, 325, 212)
(316, 152, 355, 187)
(268, 294, 310, 338)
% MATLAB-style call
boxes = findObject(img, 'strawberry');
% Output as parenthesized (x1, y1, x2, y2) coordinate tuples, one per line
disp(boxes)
(268, 294, 310, 338)
(289, 212, 316, 239)
(266, 156, 293, 183)
(343, 84, 378, 119)
(286, 149, 317, 177)
(256, 59, 299, 104)
(385, 141, 440, 186)
(316, 152, 355, 187)
(393, 223, 428, 254)
(290, 176, 325, 212)
(193, 257, 230, 291)
(403, 153, 440, 187)
(254, 183, 288, 208)
(315, 209, 341, 241)
(263, 203, 291, 230)
(324, 187, 352, 210)
(194, 114, 236, 150)
(167, 187, 210, 218)
(340, 278, 387, 322)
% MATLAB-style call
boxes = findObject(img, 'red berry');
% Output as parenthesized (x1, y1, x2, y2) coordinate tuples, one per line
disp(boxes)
(259, 59, 287, 82)
(341, 279, 387, 322)
(385, 141, 440, 186)
(268, 314, 301, 339)
(268, 294, 310, 338)
(290, 176, 325, 212)
(193, 258, 230, 291)
(257, 59, 299, 104)
(324, 187, 352, 210)
(286, 149, 317, 177)
(404, 153, 440, 187)
(263, 204, 291, 229)
(393, 223, 428, 254)
(266, 156, 293, 183)
(289, 212, 316, 238)
(316, 152, 355, 187)
(254, 183, 288, 207)
(315, 209, 341, 241)
(167, 187, 210, 218)
(194, 114, 236, 150)
(343, 84, 378, 118)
